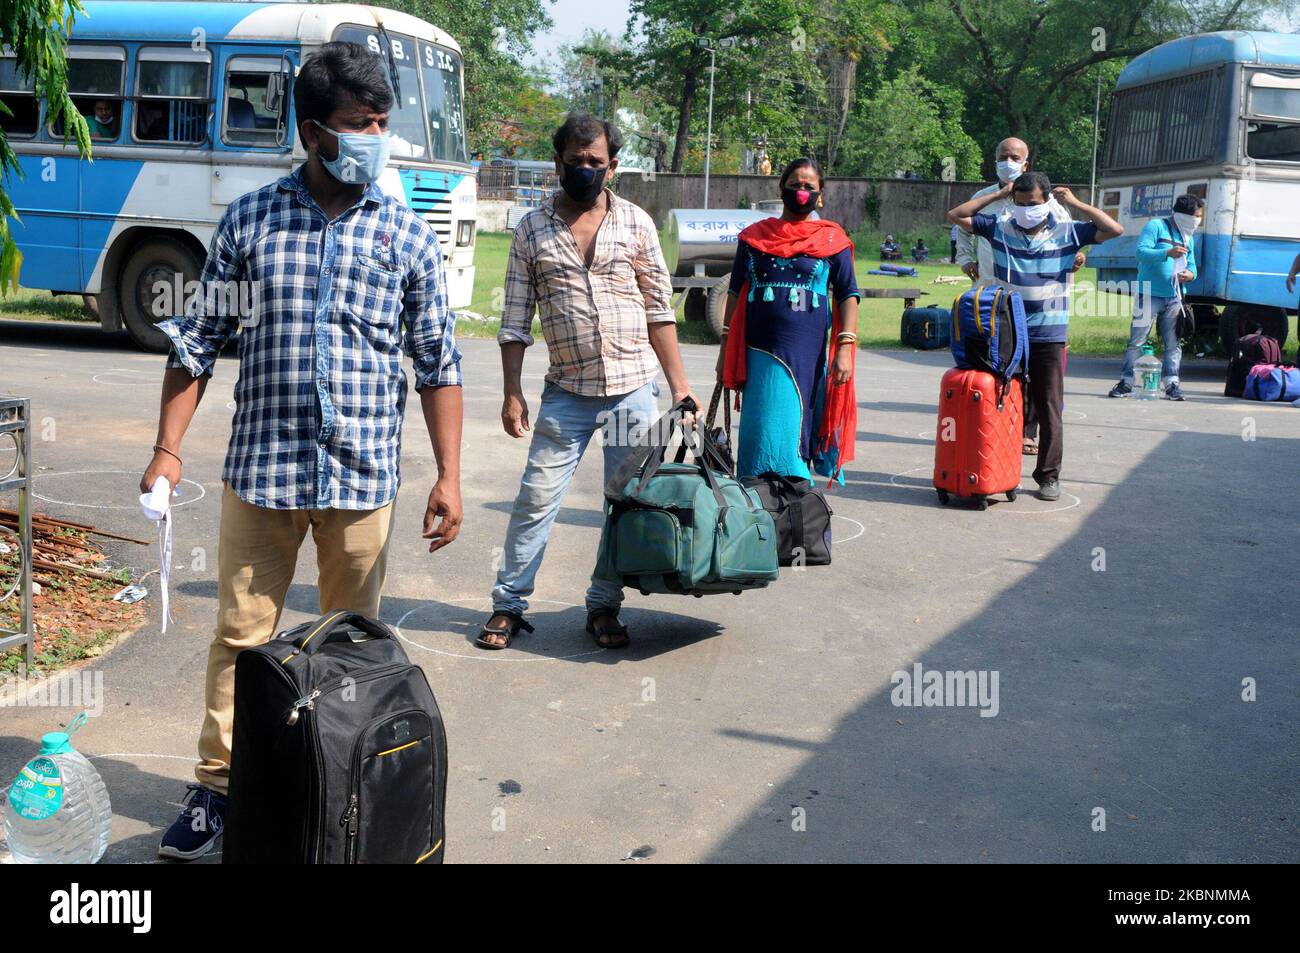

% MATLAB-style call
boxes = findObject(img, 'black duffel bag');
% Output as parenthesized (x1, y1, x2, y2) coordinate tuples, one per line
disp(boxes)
(742, 473, 833, 567)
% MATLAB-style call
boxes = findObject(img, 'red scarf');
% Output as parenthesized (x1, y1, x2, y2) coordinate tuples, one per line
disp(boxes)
(722, 217, 857, 482)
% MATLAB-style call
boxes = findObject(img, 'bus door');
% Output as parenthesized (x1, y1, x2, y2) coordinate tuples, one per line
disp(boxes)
(211, 48, 295, 206)
(1226, 69, 1300, 311)
(63, 45, 129, 291)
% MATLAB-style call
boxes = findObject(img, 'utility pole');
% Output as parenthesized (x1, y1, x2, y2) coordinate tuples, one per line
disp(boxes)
(697, 36, 736, 209)
(1090, 66, 1102, 205)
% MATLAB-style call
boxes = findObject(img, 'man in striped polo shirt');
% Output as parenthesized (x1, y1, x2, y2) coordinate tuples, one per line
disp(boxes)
(948, 172, 1122, 500)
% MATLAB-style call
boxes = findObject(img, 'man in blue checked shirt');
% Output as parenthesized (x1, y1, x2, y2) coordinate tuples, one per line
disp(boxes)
(139, 43, 463, 861)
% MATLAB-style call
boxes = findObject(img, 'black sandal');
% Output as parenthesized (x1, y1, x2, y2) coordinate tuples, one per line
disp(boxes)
(586, 611, 630, 649)
(476, 611, 534, 650)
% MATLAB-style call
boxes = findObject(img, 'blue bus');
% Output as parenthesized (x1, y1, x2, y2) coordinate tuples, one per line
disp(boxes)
(0, 1, 477, 350)
(1090, 31, 1300, 348)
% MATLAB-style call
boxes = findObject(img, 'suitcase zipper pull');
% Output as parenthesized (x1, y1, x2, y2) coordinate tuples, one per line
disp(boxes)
(285, 688, 321, 725)
(339, 793, 358, 833)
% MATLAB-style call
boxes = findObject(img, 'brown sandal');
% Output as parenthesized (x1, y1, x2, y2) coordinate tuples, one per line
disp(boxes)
(476, 612, 534, 650)
(1022, 441, 1039, 456)
(586, 611, 630, 649)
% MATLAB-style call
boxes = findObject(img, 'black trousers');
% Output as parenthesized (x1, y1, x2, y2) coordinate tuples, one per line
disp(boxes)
(1026, 341, 1066, 484)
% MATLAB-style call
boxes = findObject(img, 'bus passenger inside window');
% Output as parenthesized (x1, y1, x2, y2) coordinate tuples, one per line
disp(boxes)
(84, 99, 119, 138)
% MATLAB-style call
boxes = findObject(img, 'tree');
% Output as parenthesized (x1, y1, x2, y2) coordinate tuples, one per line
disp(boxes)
(0, 0, 91, 293)
(839, 67, 982, 179)
(385, 0, 553, 157)
(916, 0, 1299, 180)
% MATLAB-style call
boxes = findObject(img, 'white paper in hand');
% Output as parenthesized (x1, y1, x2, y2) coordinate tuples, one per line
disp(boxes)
(139, 476, 175, 633)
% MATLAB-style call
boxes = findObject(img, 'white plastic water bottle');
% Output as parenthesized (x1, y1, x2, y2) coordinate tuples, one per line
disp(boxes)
(1135, 345, 1161, 401)
(4, 713, 111, 863)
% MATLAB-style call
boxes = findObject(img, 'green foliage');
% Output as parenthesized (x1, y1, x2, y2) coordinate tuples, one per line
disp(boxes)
(0, 0, 92, 294)
(838, 67, 982, 179)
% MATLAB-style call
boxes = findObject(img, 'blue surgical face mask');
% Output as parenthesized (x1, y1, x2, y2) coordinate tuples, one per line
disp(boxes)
(996, 158, 1023, 183)
(314, 120, 390, 185)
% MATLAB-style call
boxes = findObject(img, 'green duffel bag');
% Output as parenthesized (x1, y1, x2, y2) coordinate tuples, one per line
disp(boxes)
(595, 398, 779, 597)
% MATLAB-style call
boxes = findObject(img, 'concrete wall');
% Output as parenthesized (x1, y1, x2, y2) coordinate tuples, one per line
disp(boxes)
(612, 172, 1089, 239)
(476, 199, 514, 233)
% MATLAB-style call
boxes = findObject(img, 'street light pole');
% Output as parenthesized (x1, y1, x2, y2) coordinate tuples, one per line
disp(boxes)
(704, 44, 716, 210)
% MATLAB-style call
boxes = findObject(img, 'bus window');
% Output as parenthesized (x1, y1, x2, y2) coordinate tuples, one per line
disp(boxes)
(222, 56, 287, 147)
(49, 47, 126, 141)
(134, 47, 211, 145)
(0, 57, 39, 137)
(1247, 72, 1300, 163)
(1104, 68, 1223, 171)
(419, 41, 468, 164)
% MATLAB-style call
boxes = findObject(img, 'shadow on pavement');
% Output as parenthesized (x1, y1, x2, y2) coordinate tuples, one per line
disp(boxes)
(707, 427, 1300, 862)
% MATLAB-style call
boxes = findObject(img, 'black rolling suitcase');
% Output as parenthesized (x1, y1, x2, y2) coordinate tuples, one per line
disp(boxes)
(223, 611, 447, 864)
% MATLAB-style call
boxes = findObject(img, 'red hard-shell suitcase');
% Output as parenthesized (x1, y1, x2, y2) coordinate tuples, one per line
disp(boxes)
(933, 368, 1022, 510)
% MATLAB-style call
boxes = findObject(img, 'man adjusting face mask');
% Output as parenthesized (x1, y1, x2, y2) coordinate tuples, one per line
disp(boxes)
(314, 120, 391, 185)
(1011, 202, 1051, 230)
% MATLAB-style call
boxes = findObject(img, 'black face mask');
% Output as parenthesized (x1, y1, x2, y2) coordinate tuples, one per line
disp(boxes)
(560, 162, 607, 204)
(781, 185, 818, 214)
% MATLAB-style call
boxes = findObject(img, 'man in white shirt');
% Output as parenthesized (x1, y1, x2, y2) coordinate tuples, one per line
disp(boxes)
(954, 138, 1084, 286)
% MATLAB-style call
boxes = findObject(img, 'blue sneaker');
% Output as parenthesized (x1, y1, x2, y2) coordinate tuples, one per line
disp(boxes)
(158, 783, 226, 861)
(1165, 382, 1186, 401)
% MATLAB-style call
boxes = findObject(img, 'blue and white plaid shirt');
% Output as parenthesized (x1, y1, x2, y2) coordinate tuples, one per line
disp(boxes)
(161, 165, 462, 511)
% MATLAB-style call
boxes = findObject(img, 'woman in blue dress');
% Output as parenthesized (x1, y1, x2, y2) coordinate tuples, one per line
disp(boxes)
(716, 157, 861, 483)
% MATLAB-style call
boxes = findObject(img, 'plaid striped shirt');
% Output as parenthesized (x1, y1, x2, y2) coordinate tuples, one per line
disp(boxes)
(499, 189, 675, 397)
(160, 165, 462, 511)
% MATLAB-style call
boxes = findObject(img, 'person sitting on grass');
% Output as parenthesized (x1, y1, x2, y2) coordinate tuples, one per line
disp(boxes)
(911, 238, 928, 263)
(880, 235, 901, 260)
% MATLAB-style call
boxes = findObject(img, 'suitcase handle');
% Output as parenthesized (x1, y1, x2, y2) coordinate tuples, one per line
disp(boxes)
(288, 611, 393, 655)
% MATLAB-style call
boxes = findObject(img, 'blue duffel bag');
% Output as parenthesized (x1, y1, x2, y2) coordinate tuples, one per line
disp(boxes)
(901, 306, 951, 350)
(1243, 363, 1300, 401)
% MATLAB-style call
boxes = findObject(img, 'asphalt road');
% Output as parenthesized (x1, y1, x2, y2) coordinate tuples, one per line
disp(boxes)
(1, 317, 1297, 864)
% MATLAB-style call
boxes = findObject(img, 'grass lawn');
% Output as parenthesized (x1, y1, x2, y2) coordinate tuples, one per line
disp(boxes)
(464, 230, 1261, 357)
(7, 230, 1291, 358)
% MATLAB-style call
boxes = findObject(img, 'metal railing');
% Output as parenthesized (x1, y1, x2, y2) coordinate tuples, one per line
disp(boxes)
(0, 398, 34, 673)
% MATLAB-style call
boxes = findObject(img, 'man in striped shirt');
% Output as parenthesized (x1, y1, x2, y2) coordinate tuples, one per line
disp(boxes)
(948, 172, 1122, 500)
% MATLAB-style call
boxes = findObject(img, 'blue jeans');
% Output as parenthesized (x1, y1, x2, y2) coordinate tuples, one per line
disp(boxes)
(491, 379, 660, 617)
(1120, 293, 1182, 385)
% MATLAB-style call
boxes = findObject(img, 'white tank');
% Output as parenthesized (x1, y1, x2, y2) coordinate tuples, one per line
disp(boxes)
(662, 208, 776, 277)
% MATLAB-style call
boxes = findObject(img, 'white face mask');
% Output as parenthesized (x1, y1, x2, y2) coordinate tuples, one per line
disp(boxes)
(996, 159, 1023, 183)
(1011, 202, 1051, 229)
(1173, 212, 1200, 235)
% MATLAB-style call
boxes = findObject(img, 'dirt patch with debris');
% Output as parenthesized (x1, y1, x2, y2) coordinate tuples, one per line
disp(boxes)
(0, 510, 148, 674)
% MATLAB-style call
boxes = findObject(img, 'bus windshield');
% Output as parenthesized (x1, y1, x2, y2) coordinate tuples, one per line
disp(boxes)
(419, 41, 467, 165)
(334, 25, 467, 165)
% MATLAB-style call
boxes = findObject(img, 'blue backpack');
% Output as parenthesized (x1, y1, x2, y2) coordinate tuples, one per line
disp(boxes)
(950, 286, 1029, 397)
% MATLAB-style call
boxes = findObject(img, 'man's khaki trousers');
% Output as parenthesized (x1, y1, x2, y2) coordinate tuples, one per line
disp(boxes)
(195, 483, 396, 794)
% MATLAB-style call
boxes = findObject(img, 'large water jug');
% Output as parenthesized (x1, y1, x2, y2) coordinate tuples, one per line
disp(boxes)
(4, 713, 111, 863)
(1135, 345, 1161, 401)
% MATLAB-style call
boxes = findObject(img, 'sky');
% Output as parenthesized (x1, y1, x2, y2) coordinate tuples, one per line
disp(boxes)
(526, 0, 633, 72)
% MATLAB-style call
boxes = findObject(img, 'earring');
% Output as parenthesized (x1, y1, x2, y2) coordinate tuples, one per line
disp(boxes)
(818, 195, 824, 208)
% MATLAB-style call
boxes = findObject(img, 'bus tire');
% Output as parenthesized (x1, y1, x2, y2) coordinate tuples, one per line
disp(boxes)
(705, 275, 730, 342)
(1220, 304, 1289, 353)
(119, 237, 202, 353)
